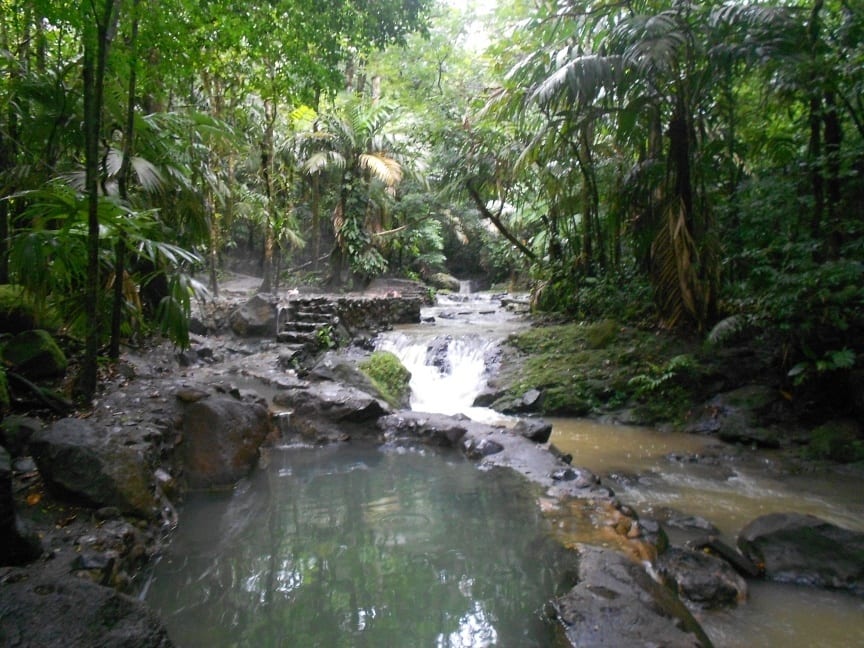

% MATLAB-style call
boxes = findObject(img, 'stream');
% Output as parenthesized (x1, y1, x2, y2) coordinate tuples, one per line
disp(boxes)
(146, 288, 864, 647)
(378, 289, 864, 647)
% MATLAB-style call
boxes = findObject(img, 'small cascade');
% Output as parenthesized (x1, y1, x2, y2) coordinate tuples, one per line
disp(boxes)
(376, 286, 528, 422)
(378, 332, 497, 418)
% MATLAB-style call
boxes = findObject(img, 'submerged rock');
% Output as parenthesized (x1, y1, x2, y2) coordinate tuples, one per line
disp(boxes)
(550, 546, 714, 647)
(737, 512, 864, 595)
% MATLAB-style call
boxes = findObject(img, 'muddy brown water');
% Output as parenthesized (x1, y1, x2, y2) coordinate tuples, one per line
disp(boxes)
(550, 418, 864, 647)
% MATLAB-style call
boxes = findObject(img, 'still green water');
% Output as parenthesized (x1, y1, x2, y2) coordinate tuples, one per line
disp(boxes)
(145, 444, 578, 647)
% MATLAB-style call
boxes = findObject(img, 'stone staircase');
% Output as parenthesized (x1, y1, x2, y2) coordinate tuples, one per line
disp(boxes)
(276, 298, 341, 357)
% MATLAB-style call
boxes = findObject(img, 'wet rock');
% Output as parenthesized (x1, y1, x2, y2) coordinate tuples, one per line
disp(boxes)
(1, 329, 67, 379)
(30, 418, 157, 517)
(1, 447, 42, 565)
(0, 570, 174, 647)
(425, 336, 452, 374)
(737, 512, 864, 595)
(686, 386, 784, 448)
(687, 535, 760, 578)
(472, 387, 503, 407)
(180, 396, 272, 489)
(229, 293, 278, 337)
(379, 411, 469, 447)
(550, 546, 713, 647)
(511, 417, 552, 443)
(656, 546, 747, 609)
(273, 381, 389, 424)
(462, 436, 503, 459)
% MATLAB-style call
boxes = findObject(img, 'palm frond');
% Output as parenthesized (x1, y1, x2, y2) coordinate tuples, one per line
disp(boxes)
(359, 153, 403, 187)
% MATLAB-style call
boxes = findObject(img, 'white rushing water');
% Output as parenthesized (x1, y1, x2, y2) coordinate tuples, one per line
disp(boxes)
(376, 289, 528, 423)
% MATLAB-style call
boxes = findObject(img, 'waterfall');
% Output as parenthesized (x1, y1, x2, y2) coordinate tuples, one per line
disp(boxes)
(377, 333, 497, 418)
(376, 286, 528, 424)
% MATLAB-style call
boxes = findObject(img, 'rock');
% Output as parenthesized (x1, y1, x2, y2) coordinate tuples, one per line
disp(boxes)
(180, 396, 272, 489)
(737, 513, 864, 595)
(30, 418, 157, 517)
(461, 436, 503, 459)
(511, 417, 552, 443)
(378, 411, 469, 447)
(274, 381, 389, 424)
(0, 570, 174, 647)
(550, 546, 713, 647)
(687, 535, 761, 578)
(472, 387, 503, 407)
(229, 293, 278, 337)
(427, 272, 461, 292)
(1, 447, 42, 565)
(656, 547, 747, 609)
(424, 336, 452, 374)
(1, 329, 67, 379)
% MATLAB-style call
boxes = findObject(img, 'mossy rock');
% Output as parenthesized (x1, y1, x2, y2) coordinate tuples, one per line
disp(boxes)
(805, 420, 864, 463)
(2, 330, 68, 379)
(359, 351, 412, 409)
(0, 285, 59, 333)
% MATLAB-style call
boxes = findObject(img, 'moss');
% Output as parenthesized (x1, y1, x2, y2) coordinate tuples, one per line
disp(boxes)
(2, 329, 68, 379)
(805, 421, 864, 463)
(499, 322, 704, 423)
(584, 319, 619, 349)
(0, 284, 60, 333)
(359, 351, 412, 409)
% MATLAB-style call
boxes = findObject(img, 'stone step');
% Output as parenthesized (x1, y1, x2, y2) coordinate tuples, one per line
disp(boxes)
(280, 320, 332, 332)
(277, 331, 318, 345)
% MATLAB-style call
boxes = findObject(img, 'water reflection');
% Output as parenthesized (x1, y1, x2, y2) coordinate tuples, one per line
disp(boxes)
(145, 444, 576, 647)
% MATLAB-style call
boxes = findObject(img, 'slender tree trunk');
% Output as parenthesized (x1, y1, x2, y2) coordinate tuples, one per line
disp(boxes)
(78, 0, 119, 399)
(110, 0, 139, 359)
(258, 99, 276, 293)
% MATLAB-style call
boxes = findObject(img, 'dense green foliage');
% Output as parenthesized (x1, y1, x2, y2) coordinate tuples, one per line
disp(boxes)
(1, 0, 862, 403)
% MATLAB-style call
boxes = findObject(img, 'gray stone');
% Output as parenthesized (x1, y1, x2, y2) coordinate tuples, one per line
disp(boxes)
(656, 547, 747, 609)
(427, 272, 461, 292)
(378, 411, 469, 447)
(511, 417, 552, 443)
(0, 570, 174, 647)
(30, 419, 156, 517)
(461, 436, 503, 459)
(551, 546, 713, 647)
(737, 512, 864, 595)
(229, 293, 278, 337)
(274, 381, 389, 424)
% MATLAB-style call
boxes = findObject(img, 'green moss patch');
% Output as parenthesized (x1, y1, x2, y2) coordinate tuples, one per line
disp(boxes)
(359, 351, 412, 409)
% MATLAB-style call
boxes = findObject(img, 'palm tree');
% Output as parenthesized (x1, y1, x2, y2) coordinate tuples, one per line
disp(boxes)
(303, 96, 405, 287)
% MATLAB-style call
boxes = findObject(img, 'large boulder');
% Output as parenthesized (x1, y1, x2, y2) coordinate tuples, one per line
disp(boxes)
(273, 382, 389, 425)
(656, 546, 747, 609)
(0, 447, 42, 565)
(426, 272, 461, 292)
(229, 293, 278, 337)
(737, 513, 864, 595)
(0, 570, 174, 647)
(30, 419, 156, 517)
(378, 411, 471, 448)
(180, 396, 272, 488)
(1, 329, 67, 379)
(551, 546, 714, 647)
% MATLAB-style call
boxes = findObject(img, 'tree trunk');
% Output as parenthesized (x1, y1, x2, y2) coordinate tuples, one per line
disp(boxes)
(110, 0, 139, 359)
(258, 99, 277, 294)
(78, 0, 120, 400)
